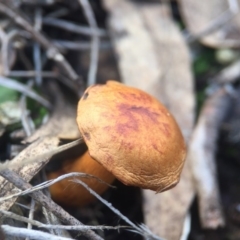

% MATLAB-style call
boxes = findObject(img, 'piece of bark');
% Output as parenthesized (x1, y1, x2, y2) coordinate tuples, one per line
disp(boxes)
(0, 82, 80, 212)
(103, 1, 196, 239)
(188, 86, 233, 228)
(179, 0, 240, 47)
(226, 86, 240, 143)
(212, 60, 240, 84)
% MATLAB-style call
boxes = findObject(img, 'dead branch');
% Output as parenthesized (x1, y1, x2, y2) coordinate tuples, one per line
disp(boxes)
(2, 225, 74, 240)
(78, 0, 100, 86)
(73, 178, 162, 240)
(0, 172, 114, 203)
(0, 169, 103, 240)
(7, 71, 56, 78)
(0, 210, 125, 231)
(42, 17, 106, 37)
(211, 59, 240, 84)
(0, 139, 83, 172)
(0, 76, 51, 109)
(25, 199, 35, 240)
(33, 7, 43, 86)
(0, 3, 80, 83)
(188, 85, 234, 228)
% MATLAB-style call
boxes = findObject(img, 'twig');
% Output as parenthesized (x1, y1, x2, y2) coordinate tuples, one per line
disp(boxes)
(0, 28, 19, 76)
(0, 172, 161, 240)
(211, 59, 240, 84)
(33, 7, 43, 86)
(25, 199, 35, 240)
(78, 0, 99, 86)
(0, 3, 80, 82)
(180, 214, 191, 240)
(42, 203, 56, 235)
(2, 225, 75, 240)
(188, 85, 233, 228)
(0, 210, 126, 231)
(52, 40, 111, 51)
(130, 224, 162, 240)
(39, 170, 63, 236)
(73, 179, 162, 240)
(22, 0, 57, 5)
(45, 8, 69, 18)
(0, 28, 9, 75)
(0, 172, 113, 202)
(0, 169, 103, 240)
(8, 71, 56, 78)
(42, 17, 106, 37)
(0, 171, 160, 239)
(0, 138, 83, 171)
(0, 76, 51, 109)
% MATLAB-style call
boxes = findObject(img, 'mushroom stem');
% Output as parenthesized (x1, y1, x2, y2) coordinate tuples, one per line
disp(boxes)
(47, 151, 115, 207)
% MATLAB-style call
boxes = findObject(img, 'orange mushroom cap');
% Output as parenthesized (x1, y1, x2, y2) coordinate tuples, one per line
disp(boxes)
(47, 151, 115, 207)
(77, 81, 186, 192)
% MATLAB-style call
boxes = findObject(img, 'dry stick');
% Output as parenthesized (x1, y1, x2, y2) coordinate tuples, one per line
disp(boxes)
(78, 0, 99, 86)
(73, 179, 162, 240)
(0, 3, 79, 82)
(0, 76, 51, 109)
(0, 28, 9, 75)
(0, 172, 114, 202)
(52, 40, 111, 51)
(45, 8, 69, 19)
(0, 210, 125, 231)
(42, 17, 106, 37)
(0, 169, 103, 240)
(25, 199, 35, 240)
(20, 0, 57, 5)
(0, 173, 162, 240)
(39, 170, 71, 237)
(8, 71, 56, 78)
(33, 7, 43, 86)
(211, 59, 240, 84)
(180, 214, 191, 240)
(0, 29, 20, 75)
(188, 85, 233, 228)
(0, 138, 83, 171)
(2, 225, 74, 240)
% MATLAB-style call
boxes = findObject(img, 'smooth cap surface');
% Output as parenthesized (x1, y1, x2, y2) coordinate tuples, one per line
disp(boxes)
(77, 81, 186, 192)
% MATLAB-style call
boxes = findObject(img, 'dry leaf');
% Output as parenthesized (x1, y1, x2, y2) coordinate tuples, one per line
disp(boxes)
(0, 82, 80, 213)
(187, 86, 233, 228)
(179, 0, 240, 47)
(103, 1, 195, 239)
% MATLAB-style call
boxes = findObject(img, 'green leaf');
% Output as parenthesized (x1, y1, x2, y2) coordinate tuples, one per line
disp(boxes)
(0, 86, 19, 104)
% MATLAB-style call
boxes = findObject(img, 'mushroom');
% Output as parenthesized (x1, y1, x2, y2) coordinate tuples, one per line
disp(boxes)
(77, 81, 186, 192)
(47, 151, 115, 207)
